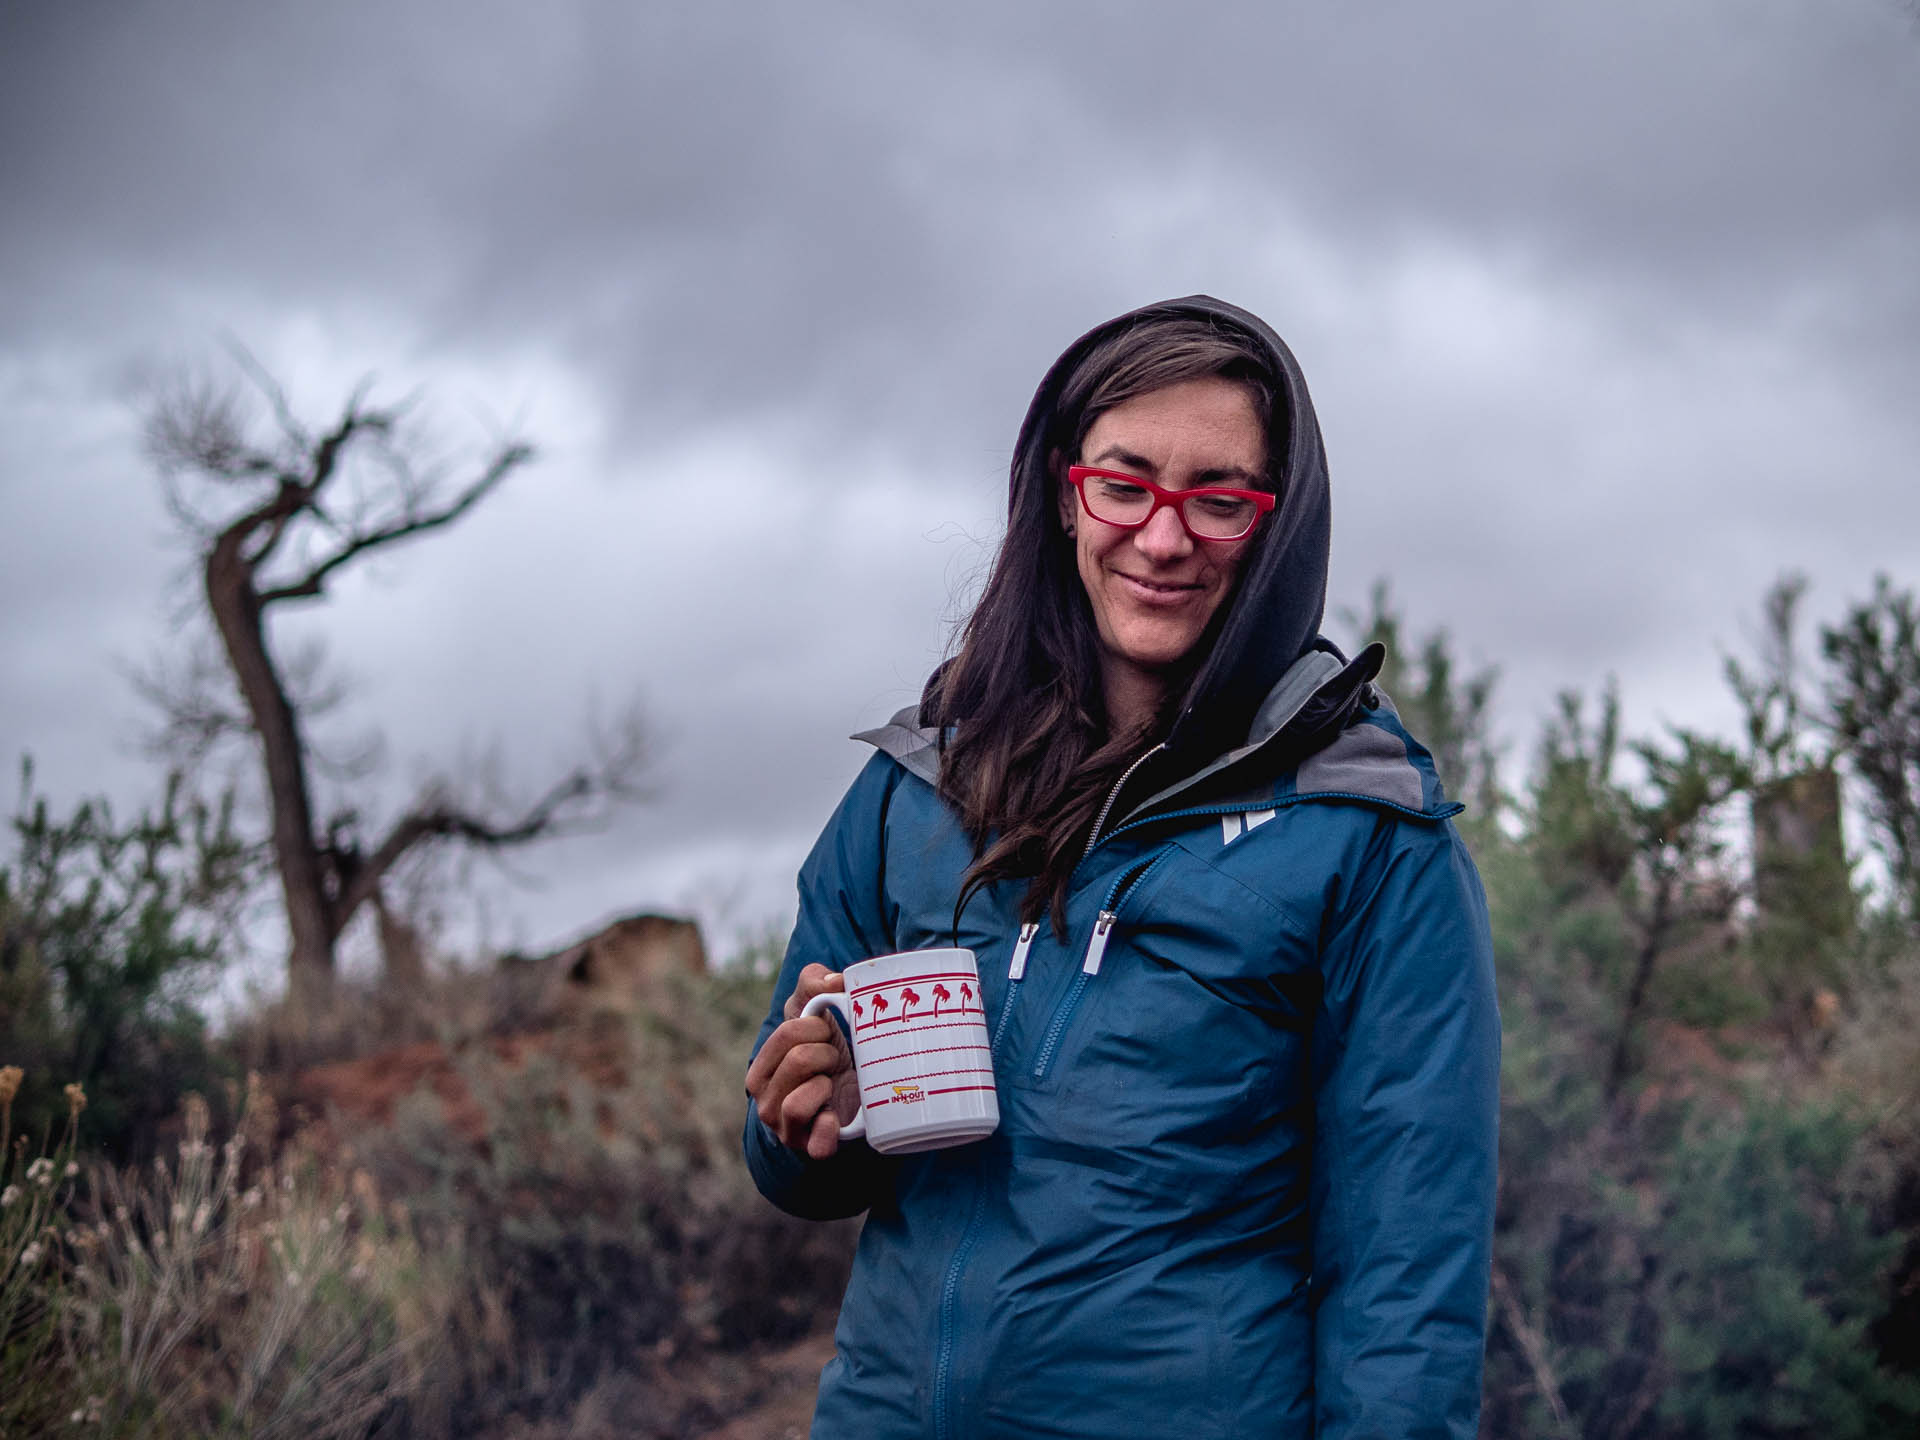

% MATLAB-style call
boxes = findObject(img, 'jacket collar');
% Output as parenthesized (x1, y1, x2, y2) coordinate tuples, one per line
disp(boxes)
(852, 642, 1458, 825)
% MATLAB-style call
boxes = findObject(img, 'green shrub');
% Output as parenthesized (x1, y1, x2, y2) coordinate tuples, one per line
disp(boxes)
(0, 765, 244, 1162)
(1651, 1099, 1920, 1438)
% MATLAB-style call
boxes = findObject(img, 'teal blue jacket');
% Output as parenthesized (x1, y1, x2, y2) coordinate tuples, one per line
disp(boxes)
(744, 652, 1500, 1439)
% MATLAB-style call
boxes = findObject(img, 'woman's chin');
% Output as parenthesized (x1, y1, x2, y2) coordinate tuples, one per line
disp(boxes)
(1106, 628, 1207, 674)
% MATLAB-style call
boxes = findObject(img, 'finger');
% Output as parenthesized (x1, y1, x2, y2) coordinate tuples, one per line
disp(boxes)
(746, 1014, 839, 1096)
(783, 971, 837, 1029)
(745, 1027, 797, 1097)
(772, 1039, 850, 1095)
(756, 1039, 852, 1133)
(782, 963, 845, 1021)
(776, 1073, 835, 1148)
(751, 1038, 848, 1138)
(806, 1107, 842, 1161)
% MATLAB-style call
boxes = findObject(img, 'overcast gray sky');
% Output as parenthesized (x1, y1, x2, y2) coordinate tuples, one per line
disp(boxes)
(4, 0, 1918, 976)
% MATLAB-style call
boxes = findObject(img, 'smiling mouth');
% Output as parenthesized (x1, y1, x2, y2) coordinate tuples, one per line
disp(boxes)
(1116, 573, 1202, 600)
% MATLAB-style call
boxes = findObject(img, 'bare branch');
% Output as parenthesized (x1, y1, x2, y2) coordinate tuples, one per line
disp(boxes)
(143, 376, 279, 486)
(329, 769, 587, 932)
(149, 365, 413, 580)
(128, 638, 252, 774)
(304, 393, 394, 506)
(234, 479, 314, 570)
(1491, 1266, 1574, 1439)
(158, 465, 218, 542)
(326, 698, 650, 936)
(256, 440, 533, 606)
(219, 334, 310, 451)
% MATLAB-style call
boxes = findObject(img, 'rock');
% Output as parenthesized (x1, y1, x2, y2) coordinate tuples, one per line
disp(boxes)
(544, 912, 709, 1019)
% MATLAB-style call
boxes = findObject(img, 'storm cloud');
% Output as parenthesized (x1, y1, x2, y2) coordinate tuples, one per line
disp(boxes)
(3, 0, 1917, 967)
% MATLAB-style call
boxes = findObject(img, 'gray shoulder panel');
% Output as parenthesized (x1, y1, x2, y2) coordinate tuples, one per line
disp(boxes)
(1295, 719, 1424, 811)
(852, 705, 941, 786)
(1246, 647, 1345, 745)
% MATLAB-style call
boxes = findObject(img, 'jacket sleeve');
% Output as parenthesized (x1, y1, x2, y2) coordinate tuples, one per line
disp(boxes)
(1310, 818, 1500, 1440)
(742, 750, 903, 1221)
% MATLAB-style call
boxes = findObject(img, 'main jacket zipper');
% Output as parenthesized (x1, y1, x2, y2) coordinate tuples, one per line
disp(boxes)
(933, 1180, 987, 1440)
(990, 736, 1164, 1076)
(988, 739, 1164, 1063)
(1083, 742, 1166, 862)
(938, 849, 1165, 1435)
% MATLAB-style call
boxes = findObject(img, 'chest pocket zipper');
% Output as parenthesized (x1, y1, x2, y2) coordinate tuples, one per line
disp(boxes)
(991, 922, 1041, 1056)
(1028, 848, 1171, 1082)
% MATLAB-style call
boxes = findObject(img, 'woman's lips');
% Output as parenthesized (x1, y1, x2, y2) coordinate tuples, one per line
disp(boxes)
(1114, 572, 1202, 606)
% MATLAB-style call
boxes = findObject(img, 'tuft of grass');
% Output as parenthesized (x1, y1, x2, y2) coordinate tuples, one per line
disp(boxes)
(3, 1069, 468, 1439)
(1, 1069, 86, 1436)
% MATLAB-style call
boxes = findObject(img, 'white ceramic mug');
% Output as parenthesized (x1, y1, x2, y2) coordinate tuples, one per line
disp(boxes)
(800, 947, 1000, 1154)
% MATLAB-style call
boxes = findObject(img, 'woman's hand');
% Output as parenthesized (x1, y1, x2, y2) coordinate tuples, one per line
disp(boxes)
(745, 963, 861, 1160)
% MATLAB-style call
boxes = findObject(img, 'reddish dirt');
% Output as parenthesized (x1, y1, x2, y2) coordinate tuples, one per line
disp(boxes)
(289, 1025, 633, 1146)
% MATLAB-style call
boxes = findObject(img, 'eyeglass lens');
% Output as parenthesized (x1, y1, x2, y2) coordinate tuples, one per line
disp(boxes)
(1081, 474, 1260, 540)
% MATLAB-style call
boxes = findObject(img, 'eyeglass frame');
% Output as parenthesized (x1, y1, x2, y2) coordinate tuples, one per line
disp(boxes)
(1064, 465, 1277, 543)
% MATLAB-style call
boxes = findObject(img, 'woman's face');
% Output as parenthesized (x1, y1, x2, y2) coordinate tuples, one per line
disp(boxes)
(1057, 376, 1267, 718)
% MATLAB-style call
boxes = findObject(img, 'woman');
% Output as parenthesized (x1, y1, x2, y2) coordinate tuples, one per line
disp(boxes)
(744, 296, 1499, 1439)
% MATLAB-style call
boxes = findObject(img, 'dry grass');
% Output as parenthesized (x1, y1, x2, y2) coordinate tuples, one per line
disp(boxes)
(46, 1078, 456, 1438)
(2, 1069, 86, 1435)
(0, 959, 854, 1440)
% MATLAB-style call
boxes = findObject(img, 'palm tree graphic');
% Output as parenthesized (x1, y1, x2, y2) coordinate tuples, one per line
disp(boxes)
(931, 982, 952, 1016)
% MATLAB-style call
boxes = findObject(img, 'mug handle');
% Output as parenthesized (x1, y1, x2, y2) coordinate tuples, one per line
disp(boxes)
(799, 990, 867, 1141)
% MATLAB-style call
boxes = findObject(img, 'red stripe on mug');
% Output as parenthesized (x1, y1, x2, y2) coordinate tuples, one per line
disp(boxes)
(853, 1018, 987, 1036)
(847, 972, 980, 999)
(855, 1041, 991, 1063)
(862, 1067, 995, 1096)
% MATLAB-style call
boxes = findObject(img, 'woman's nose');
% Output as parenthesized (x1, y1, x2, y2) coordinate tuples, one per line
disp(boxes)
(1134, 502, 1193, 561)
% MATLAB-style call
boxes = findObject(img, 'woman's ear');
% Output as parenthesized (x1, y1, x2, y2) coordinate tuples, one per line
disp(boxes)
(1050, 449, 1077, 538)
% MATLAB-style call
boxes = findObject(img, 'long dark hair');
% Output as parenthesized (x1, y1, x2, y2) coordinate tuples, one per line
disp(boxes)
(927, 312, 1288, 934)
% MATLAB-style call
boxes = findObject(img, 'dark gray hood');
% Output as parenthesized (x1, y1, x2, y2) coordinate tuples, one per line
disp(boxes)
(1003, 294, 1347, 765)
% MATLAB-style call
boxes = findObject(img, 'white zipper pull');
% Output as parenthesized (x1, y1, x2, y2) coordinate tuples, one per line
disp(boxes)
(1081, 911, 1117, 975)
(1008, 921, 1040, 981)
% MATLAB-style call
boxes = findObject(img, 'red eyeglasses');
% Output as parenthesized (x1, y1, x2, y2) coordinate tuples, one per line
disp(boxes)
(1066, 466, 1276, 542)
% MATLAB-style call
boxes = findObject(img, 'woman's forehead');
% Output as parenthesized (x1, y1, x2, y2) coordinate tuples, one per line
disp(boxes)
(1080, 379, 1266, 473)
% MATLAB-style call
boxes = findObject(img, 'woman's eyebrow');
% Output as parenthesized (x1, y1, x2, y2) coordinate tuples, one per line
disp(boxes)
(1196, 465, 1264, 486)
(1086, 445, 1158, 473)
(1086, 445, 1262, 486)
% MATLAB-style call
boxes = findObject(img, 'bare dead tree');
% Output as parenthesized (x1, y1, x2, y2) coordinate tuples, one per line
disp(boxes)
(141, 356, 646, 1019)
